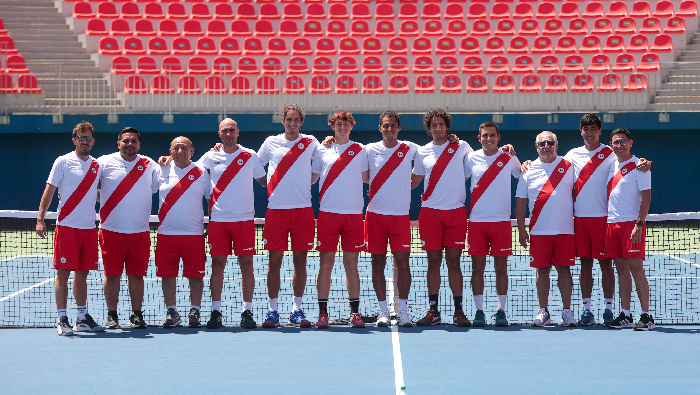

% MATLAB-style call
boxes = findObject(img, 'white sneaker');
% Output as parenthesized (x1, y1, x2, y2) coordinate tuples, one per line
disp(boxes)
(532, 308, 551, 327)
(397, 310, 413, 327)
(561, 309, 577, 327)
(57, 316, 74, 336)
(377, 310, 391, 327)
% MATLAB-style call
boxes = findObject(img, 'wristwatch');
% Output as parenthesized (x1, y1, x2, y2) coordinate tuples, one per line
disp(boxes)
(636, 220, 644, 226)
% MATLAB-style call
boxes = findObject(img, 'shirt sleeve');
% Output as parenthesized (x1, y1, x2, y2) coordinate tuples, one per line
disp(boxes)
(463, 153, 472, 179)
(461, 141, 473, 156)
(515, 173, 528, 199)
(150, 162, 160, 194)
(202, 169, 210, 199)
(252, 153, 266, 179)
(46, 156, 64, 187)
(257, 138, 271, 166)
(510, 155, 521, 179)
(637, 169, 651, 191)
(412, 150, 426, 176)
(359, 148, 369, 172)
(195, 152, 210, 170)
(311, 146, 323, 174)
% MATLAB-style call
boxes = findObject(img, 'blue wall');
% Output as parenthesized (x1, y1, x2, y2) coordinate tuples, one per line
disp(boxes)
(2, 111, 696, 217)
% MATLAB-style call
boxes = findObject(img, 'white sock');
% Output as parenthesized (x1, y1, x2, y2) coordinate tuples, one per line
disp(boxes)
(268, 298, 278, 311)
(605, 299, 614, 310)
(167, 305, 177, 312)
(77, 305, 87, 320)
(474, 295, 484, 311)
(212, 301, 221, 312)
(378, 300, 388, 312)
(622, 309, 631, 316)
(57, 309, 67, 319)
(641, 311, 649, 316)
(583, 298, 592, 311)
(191, 305, 200, 311)
(399, 299, 408, 312)
(293, 296, 303, 311)
(243, 301, 253, 312)
(497, 295, 507, 311)
(563, 308, 572, 312)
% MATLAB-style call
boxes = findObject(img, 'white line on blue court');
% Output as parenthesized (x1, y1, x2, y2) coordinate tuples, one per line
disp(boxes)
(0, 277, 55, 302)
(665, 253, 700, 269)
(386, 262, 407, 395)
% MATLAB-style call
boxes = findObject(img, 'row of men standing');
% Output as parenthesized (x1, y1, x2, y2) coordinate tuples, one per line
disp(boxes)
(38, 106, 654, 335)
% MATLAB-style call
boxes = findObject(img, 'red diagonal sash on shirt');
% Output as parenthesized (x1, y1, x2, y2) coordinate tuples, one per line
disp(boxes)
(368, 143, 410, 203)
(529, 158, 571, 230)
(469, 153, 510, 214)
(267, 137, 313, 198)
(158, 166, 204, 225)
(574, 146, 613, 201)
(99, 157, 150, 224)
(421, 142, 460, 203)
(209, 151, 252, 212)
(319, 143, 362, 202)
(58, 159, 99, 223)
(607, 161, 637, 199)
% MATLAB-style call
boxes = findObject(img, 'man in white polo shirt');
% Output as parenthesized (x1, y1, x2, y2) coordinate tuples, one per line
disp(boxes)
(155, 136, 209, 329)
(604, 128, 654, 331)
(312, 110, 369, 329)
(98, 127, 159, 329)
(37, 122, 105, 336)
(257, 103, 319, 328)
(411, 108, 473, 327)
(464, 121, 521, 327)
(516, 131, 577, 327)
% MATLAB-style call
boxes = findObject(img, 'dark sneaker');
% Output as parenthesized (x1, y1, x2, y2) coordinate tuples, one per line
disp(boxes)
(453, 310, 472, 327)
(57, 316, 74, 336)
(240, 310, 257, 329)
(74, 313, 106, 332)
(578, 309, 596, 326)
(494, 309, 509, 327)
(472, 310, 486, 327)
(105, 310, 120, 330)
(128, 310, 148, 329)
(603, 309, 615, 326)
(206, 310, 223, 329)
(188, 308, 201, 328)
(163, 308, 182, 328)
(607, 312, 634, 329)
(633, 313, 656, 331)
(416, 310, 441, 326)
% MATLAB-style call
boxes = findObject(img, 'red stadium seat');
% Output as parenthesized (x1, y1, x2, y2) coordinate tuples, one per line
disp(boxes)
(99, 37, 121, 55)
(484, 36, 505, 54)
(287, 57, 310, 74)
(266, 38, 288, 56)
(435, 37, 456, 55)
(243, 37, 265, 55)
(312, 56, 334, 74)
(531, 36, 553, 54)
(399, 4, 418, 19)
(261, 56, 283, 75)
(327, 20, 348, 37)
(415, 75, 436, 93)
(214, 3, 235, 19)
(543, 19, 563, 35)
(437, 56, 459, 73)
(412, 56, 434, 73)
(351, 20, 371, 37)
(421, 3, 441, 19)
(178, 76, 201, 94)
(445, 4, 465, 19)
(677, 0, 698, 17)
(74, 2, 95, 19)
(110, 19, 132, 36)
(388, 37, 409, 55)
(538, 55, 560, 73)
(571, 73, 593, 92)
(231, 21, 251, 36)
(172, 37, 194, 55)
(611, 53, 636, 73)
(362, 75, 384, 94)
(597, 73, 622, 92)
(260, 4, 280, 19)
(512, 55, 535, 73)
(487, 55, 509, 73)
(562, 54, 584, 73)
(147, 37, 169, 55)
(582, 2, 604, 18)
(362, 56, 384, 73)
(466, 74, 488, 93)
(400, 20, 419, 37)
(165, 3, 187, 19)
(134, 19, 156, 36)
(376, 4, 395, 19)
(336, 75, 358, 94)
(206, 20, 228, 37)
(592, 18, 613, 35)
(337, 56, 360, 74)
(351, 4, 371, 19)
(651, 34, 673, 52)
(559, 2, 579, 19)
(423, 20, 443, 37)
(579, 35, 602, 53)
(519, 74, 541, 92)
(640, 18, 661, 34)
(468, 3, 487, 19)
(339, 38, 360, 55)
(150, 75, 174, 94)
(616, 18, 637, 35)
(652, 1, 674, 18)
(375, 20, 395, 37)
(388, 55, 409, 73)
(187, 56, 210, 75)
(462, 56, 484, 74)
(555, 36, 577, 53)
(315, 38, 336, 55)
(310, 75, 331, 94)
(362, 37, 383, 55)
(303, 21, 323, 37)
(519, 19, 540, 35)
(507, 36, 529, 54)
(637, 52, 660, 72)
(472, 20, 492, 36)
(491, 3, 511, 19)
(411, 37, 432, 55)
(665, 17, 686, 34)
(278, 21, 299, 37)
(220, 38, 242, 56)
(630, 1, 651, 18)
(120, 3, 142, 19)
(446, 20, 467, 36)
(97, 2, 118, 18)
(306, 4, 325, 20)
(291, 38, 312, 55)
(388, 75, 409, 93)
(495, 20, 516, 36)
(111, 56, 135, 74)
(330, 4, 349, 19)
(623, 73, 648, 91)
(567, 18, 588, 35)
(204, 75, 227, 94)
(283, 4, 303, 19)
(230, 76, 253, 94)
(544, 73, 567, 92)
(237, 57, 259, 74)
(6, 55, 29, 74)
(587, 54, 610, 73)
(608, 1, 628, 17)
(493, 74, 515, 92)
(254, 20, 275, 36)
(237, 4, 257, 19)
(143, 3, 165, 19)
(283, 76, 305, 94)
(603, 35, 625, 53)
(161, 56, 185, 75)
(212, 57, 235, 75)
(440, 75, 462, 93)
(513, 3, 534, 19)
(458, 37, 480, 54)
(191, 3, 211, 19)
(124, 75, 147, 94)
(158, 20, 180, 36)
(535, 3, 556, 19)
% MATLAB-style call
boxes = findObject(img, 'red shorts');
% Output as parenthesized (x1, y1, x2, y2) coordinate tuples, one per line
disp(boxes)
(99, 229, 150, 277)
(604, 221, 646, 259)
(316, 211, 366, 253)
(418, 206, 468, 251)
(530, 234, 576, 268)
(467, 221, 512, 256)
(53, 225, 98, 271)
(574, 216, 610, 260)
(155, 234, 206, 278)
(208, 220, 256, 256)
(263, 207, 315, 251)
(365, 211, 411, 254)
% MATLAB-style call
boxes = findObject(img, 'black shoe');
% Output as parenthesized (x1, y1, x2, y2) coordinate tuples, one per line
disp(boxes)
(206, 310, 223, 329)
(188, 308, 201, 328)
(163, 308, 182, 328)
(633, 313, 656, 331)
(240, 310, 257, 329)
(106, 310, 120, 330)
(128, 310, 148, 329)
(607, 312, 634, 329)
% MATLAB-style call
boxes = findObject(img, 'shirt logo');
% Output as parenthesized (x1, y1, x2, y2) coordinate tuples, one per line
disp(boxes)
(262, 238, 267, 245)
(398, 152, 404, 158)
(60, 257, 66, 263)
(622, 168, 628, 174)
(316, 240, 321, 246)
(598, 153, 605, 159)
(348, 150, 355, 156)
(207, 243, 212, 248)
(558, 168, 565, 173)
(497, 161, 503, 167)
(448, 148, 454, 154)
(137, 165, 144, 171)
(298, 143, 305, 149)
(237, 159, 244, 165)
(188, 175, 195, 181)
(529, 256, 535, 262)
(92, 168, 97, 173)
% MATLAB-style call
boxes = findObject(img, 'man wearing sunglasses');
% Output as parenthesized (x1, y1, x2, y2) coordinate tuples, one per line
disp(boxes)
(605, 128, 654, 331)
(516, 131, 577, 327)
(37, 122, 105, 336)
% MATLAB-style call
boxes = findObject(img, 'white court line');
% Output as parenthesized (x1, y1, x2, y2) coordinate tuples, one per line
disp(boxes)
(665, 253, 700, 269)
(391, 325, 407, 395)
(0, 277, 55, 302)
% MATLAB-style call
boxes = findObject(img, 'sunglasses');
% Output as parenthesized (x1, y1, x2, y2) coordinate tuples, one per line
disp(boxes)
(75, 137, 94, 142)
(611, 140, 630, 146)
(537, 141, 555, 147)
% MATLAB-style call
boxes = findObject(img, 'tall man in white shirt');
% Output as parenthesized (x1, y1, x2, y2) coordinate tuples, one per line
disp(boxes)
(37, 122, 106, 336)
(98, 127, 159, 329)
(604, 128, 654, 331)
(464, 121, 521, 327)
(312, 111, 370, 329)
(155, 137, 209, 328)
(257, 104, 320, 328)
(516, 131, 577, 327)
(411, 109, 473, 327)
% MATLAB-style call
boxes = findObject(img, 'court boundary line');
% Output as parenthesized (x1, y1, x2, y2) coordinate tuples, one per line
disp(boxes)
(0, 277, 55, 302)
(665, 253, 700, 269)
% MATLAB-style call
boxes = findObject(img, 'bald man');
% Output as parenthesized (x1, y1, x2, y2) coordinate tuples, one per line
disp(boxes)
(155, 137, 210, 328)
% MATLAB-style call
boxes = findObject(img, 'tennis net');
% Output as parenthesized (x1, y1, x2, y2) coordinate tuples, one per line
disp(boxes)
(1, 210, 698, 327)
